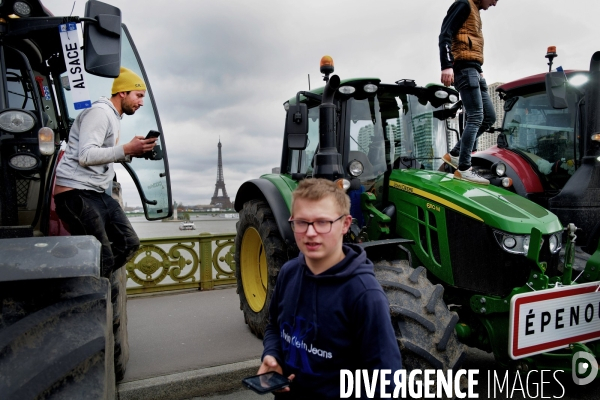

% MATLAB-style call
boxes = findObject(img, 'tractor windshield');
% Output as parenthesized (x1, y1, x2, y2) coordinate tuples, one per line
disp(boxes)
(347, 90, 451, 185)
(503, 92, 578, 187)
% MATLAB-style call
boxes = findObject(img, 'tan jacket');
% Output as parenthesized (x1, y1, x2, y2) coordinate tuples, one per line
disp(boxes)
(451, 0, 484, 65)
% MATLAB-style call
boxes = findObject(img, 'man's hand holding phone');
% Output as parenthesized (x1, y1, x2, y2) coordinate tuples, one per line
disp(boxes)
(124, 130, 159, 157)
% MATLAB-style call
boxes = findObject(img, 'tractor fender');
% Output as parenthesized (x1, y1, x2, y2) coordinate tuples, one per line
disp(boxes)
(235, 179, 295, 246)
(0, 236, 101, 282)
(472, 151, 531, 196)
(358, 238, 415, 265)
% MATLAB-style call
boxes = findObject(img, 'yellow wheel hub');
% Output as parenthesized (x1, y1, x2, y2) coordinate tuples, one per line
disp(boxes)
(240, 227, 268, 312)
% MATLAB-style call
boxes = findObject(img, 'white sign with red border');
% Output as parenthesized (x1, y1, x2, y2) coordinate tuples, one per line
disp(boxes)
(509, 281, 600, 359)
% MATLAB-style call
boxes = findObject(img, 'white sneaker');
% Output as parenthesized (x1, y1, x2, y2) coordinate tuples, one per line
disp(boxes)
(454, 168, 489, 185)
(442, 153, 459, 169)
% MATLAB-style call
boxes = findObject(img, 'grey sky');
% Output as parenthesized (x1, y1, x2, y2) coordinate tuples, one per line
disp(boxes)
(43, 0, 600, 207)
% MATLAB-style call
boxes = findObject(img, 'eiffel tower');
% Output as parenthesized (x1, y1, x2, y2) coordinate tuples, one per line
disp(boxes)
(210, 139, 233, 209)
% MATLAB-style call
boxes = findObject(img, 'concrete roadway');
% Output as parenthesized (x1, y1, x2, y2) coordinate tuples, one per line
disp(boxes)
(120, 287, 600, 400)
(124, 288, 263, 382)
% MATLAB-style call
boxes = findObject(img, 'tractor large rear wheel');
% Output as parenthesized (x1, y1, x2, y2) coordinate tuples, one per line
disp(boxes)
(0, 277, 115, 400)
(374, 260, 466, 376)
(235, 200, 289, 338)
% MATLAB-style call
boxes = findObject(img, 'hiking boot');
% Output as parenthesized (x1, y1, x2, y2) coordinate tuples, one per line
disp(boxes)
(442, 153, 459, 169)
(454, 167, 490, 185)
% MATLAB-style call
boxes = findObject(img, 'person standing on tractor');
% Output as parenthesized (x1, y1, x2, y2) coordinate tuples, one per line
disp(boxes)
(54, 67, 157, 277)
(259, 178, 402, 399)
(439, 0, 498, 185)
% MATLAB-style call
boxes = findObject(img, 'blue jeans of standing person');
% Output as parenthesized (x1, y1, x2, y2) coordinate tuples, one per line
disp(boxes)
(451, 67, 496, 170)
(54, 189, 140, 277)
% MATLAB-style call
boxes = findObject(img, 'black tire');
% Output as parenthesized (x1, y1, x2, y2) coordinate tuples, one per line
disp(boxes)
(110, 179, 129, 381)
(235, 200, 289, 338)
(111, 267, 129, 382)
(0, 277, 115, 400)
(374, 260, 466, 374)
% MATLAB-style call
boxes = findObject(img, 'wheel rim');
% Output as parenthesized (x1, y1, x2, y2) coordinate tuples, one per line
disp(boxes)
(240, 227, 268, 312)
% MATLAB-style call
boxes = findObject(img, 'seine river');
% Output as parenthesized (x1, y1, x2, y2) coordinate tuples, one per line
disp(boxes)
(128, 215, 239, 239)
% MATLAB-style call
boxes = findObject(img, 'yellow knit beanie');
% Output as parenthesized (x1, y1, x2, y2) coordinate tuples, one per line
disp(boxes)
(112, 67, 146, 94)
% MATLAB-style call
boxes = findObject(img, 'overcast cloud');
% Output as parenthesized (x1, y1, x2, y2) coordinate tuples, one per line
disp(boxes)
(43, 0, 600, 208)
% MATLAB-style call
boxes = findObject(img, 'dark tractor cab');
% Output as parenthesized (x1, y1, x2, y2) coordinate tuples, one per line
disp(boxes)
(0, 0, 172, 240)
(467, 49, 600, 258)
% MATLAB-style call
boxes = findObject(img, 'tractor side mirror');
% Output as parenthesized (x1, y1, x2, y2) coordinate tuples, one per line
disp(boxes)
(84, 0, 122, 78)
(285, 102, 308, 150)
(545, 71, 568, 109)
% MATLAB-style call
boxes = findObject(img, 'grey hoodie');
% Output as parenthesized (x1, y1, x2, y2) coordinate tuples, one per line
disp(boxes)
(55, 97, 131, 192)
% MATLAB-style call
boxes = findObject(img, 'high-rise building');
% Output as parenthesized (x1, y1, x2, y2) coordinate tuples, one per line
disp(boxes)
(444, 82, 505, 152)
(357, 125, 374, 152)
(477, 81, 505, 150)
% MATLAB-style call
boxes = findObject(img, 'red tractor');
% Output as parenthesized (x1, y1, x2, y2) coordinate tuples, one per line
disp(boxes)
(459, 48, 600, 276)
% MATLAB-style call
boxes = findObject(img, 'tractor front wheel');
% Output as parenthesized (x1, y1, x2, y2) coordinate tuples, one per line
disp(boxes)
(235, 200, 288, 338)
(374, 260, 466, 392)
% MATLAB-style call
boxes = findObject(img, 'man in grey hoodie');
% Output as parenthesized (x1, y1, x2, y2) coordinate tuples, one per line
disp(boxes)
(54, 67, 157, 277)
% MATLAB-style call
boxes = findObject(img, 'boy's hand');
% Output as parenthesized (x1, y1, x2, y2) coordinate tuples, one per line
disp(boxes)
(441, 68, 454, 87)
(258, 356, 295, 393)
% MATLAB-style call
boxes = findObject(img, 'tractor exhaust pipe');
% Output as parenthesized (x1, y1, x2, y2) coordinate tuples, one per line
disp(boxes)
(313, 74, 343, 180)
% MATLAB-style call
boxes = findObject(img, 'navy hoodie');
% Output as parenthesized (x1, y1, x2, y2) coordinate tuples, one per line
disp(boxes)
(262, 244, 402, 399)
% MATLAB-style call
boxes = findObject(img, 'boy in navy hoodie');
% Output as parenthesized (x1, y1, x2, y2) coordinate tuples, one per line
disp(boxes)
(259, 178, 402, 399)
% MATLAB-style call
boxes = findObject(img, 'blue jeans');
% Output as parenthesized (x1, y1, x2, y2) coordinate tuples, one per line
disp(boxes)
(451, 68, 496, 169)
(54, 189, 140, 277)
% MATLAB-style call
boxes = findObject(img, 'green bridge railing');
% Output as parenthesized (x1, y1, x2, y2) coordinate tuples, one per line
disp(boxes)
(125, 233, 236, 295)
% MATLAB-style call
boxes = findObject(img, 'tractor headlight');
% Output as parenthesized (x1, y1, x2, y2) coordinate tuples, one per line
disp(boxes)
(569, 74, 588, 87)
(363, 84, 378, 93)
(501, 177, 513, 188)
(283, 101, 290, 111)
(339, 86, 356, 95)
(493, 230, 540, 255)
(348, 159, 364, 177)
(548, 232, 562, 254)
(449, 94, 458, 103)
(0, 110, 35, 133)
(9, 153, 40, 170)
(14, 1, 32, 17)
(435, 90, 449, 99)
(503, 236, 517, 249)
(494, 162, 507, 176)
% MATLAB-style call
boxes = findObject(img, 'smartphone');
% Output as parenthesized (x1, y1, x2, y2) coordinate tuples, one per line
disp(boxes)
(145, 130, 161, 139)
(242, 371, 291, 394)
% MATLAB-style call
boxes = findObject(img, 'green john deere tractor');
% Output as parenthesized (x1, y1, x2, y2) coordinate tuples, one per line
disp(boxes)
(234, 57, 600, 376)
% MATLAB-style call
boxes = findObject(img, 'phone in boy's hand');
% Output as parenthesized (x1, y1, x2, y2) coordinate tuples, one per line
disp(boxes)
(242, 371, 291, 394)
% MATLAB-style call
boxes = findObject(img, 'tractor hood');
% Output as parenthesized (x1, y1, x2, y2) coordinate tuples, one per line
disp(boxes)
(390, 169, 563, 235)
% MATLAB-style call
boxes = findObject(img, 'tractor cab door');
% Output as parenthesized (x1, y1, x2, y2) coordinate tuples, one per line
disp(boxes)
(61, 25, 172, 220)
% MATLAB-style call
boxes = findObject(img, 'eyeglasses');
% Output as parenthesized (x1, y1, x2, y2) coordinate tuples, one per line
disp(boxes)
(289, 215, 346, 234)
